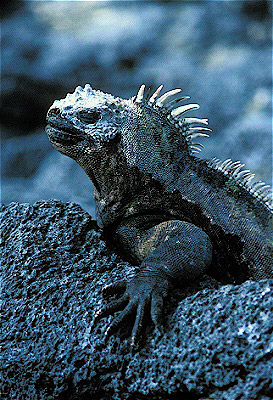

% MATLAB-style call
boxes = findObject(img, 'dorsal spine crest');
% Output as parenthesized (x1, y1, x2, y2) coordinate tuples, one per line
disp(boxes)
(133, 84, 273, 212)
(208, 158, 273, 211)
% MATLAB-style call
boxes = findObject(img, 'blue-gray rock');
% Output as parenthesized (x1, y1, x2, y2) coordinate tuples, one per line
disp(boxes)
(2, 1, 271, 210)
(201, 111, 272, 184)
(1, 131, 51, 178)
(1, 201, 272, 400)
(1, 134, 96, 216)
(1, 1, 271, 135)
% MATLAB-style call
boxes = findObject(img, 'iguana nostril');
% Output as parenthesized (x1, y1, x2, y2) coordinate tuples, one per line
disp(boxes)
(77, 109, 101, 124)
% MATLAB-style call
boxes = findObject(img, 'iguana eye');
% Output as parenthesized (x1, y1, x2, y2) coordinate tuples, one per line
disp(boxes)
(77, 109, 101, 124)
(47, 107, 61, 117)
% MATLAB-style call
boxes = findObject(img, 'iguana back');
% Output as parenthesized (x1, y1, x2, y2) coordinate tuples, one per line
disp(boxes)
(46, 84, 273, 346)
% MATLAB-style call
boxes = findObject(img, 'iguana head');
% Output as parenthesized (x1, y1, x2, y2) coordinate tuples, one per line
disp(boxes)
(46, 84, 210, 195)
(46, 85, 133, 193)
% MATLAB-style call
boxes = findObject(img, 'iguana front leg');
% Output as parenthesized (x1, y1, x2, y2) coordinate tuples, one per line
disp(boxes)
(95, 217, 212, 346)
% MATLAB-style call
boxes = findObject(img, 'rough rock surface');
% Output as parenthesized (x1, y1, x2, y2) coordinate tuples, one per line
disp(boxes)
(1, 201, 273, 400)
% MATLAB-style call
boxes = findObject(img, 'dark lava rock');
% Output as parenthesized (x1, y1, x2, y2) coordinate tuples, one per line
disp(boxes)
(0, 0, 23, 19)
(242, 0, 271, 21)
(1, 200, 273, 399)
(1, 134, 96, 216)
(1, 131, 52, 178)
(1, 1, 164, 135)
(2, 1, 271, 136)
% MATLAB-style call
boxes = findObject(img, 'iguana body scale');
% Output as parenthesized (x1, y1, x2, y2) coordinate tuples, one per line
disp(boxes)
(46, 84, 273, 346)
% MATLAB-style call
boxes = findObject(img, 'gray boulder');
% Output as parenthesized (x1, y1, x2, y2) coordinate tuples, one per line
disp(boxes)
(1, 200, 272, 400)
(2, 1, 271, 135)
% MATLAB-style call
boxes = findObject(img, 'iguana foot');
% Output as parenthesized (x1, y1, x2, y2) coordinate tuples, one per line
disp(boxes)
(93, 273, 170, 348)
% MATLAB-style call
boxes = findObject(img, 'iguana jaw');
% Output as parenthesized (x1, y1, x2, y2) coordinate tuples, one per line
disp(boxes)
(46, 124, 86, 147)
(46, 126, 102, 193)
(46, 106, 87, 148)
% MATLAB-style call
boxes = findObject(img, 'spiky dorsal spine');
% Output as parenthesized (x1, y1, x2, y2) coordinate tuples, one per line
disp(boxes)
(208, 158, 273, 211)
(133, 84, 211, 154)
(133, 84, 273, 212)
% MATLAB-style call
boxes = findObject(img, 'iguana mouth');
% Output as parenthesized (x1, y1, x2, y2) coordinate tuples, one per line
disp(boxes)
(46, 125, 85, 146)
(46, 106, 87, 146)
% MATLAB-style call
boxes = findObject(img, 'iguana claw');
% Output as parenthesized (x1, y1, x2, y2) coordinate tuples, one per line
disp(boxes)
(93, 275, 169, 348)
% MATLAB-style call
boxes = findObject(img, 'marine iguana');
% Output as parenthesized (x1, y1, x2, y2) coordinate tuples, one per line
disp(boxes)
(46, 84, 273, 346)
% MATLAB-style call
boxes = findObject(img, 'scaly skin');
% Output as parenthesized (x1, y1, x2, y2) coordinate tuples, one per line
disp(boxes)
(46, 84, 273, 347)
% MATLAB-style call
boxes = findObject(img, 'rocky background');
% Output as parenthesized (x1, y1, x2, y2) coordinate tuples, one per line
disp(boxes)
(1, 0, 272, 216)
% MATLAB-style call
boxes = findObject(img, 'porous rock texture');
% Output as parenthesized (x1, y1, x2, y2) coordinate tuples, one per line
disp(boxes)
(1, 201, 273, 400)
